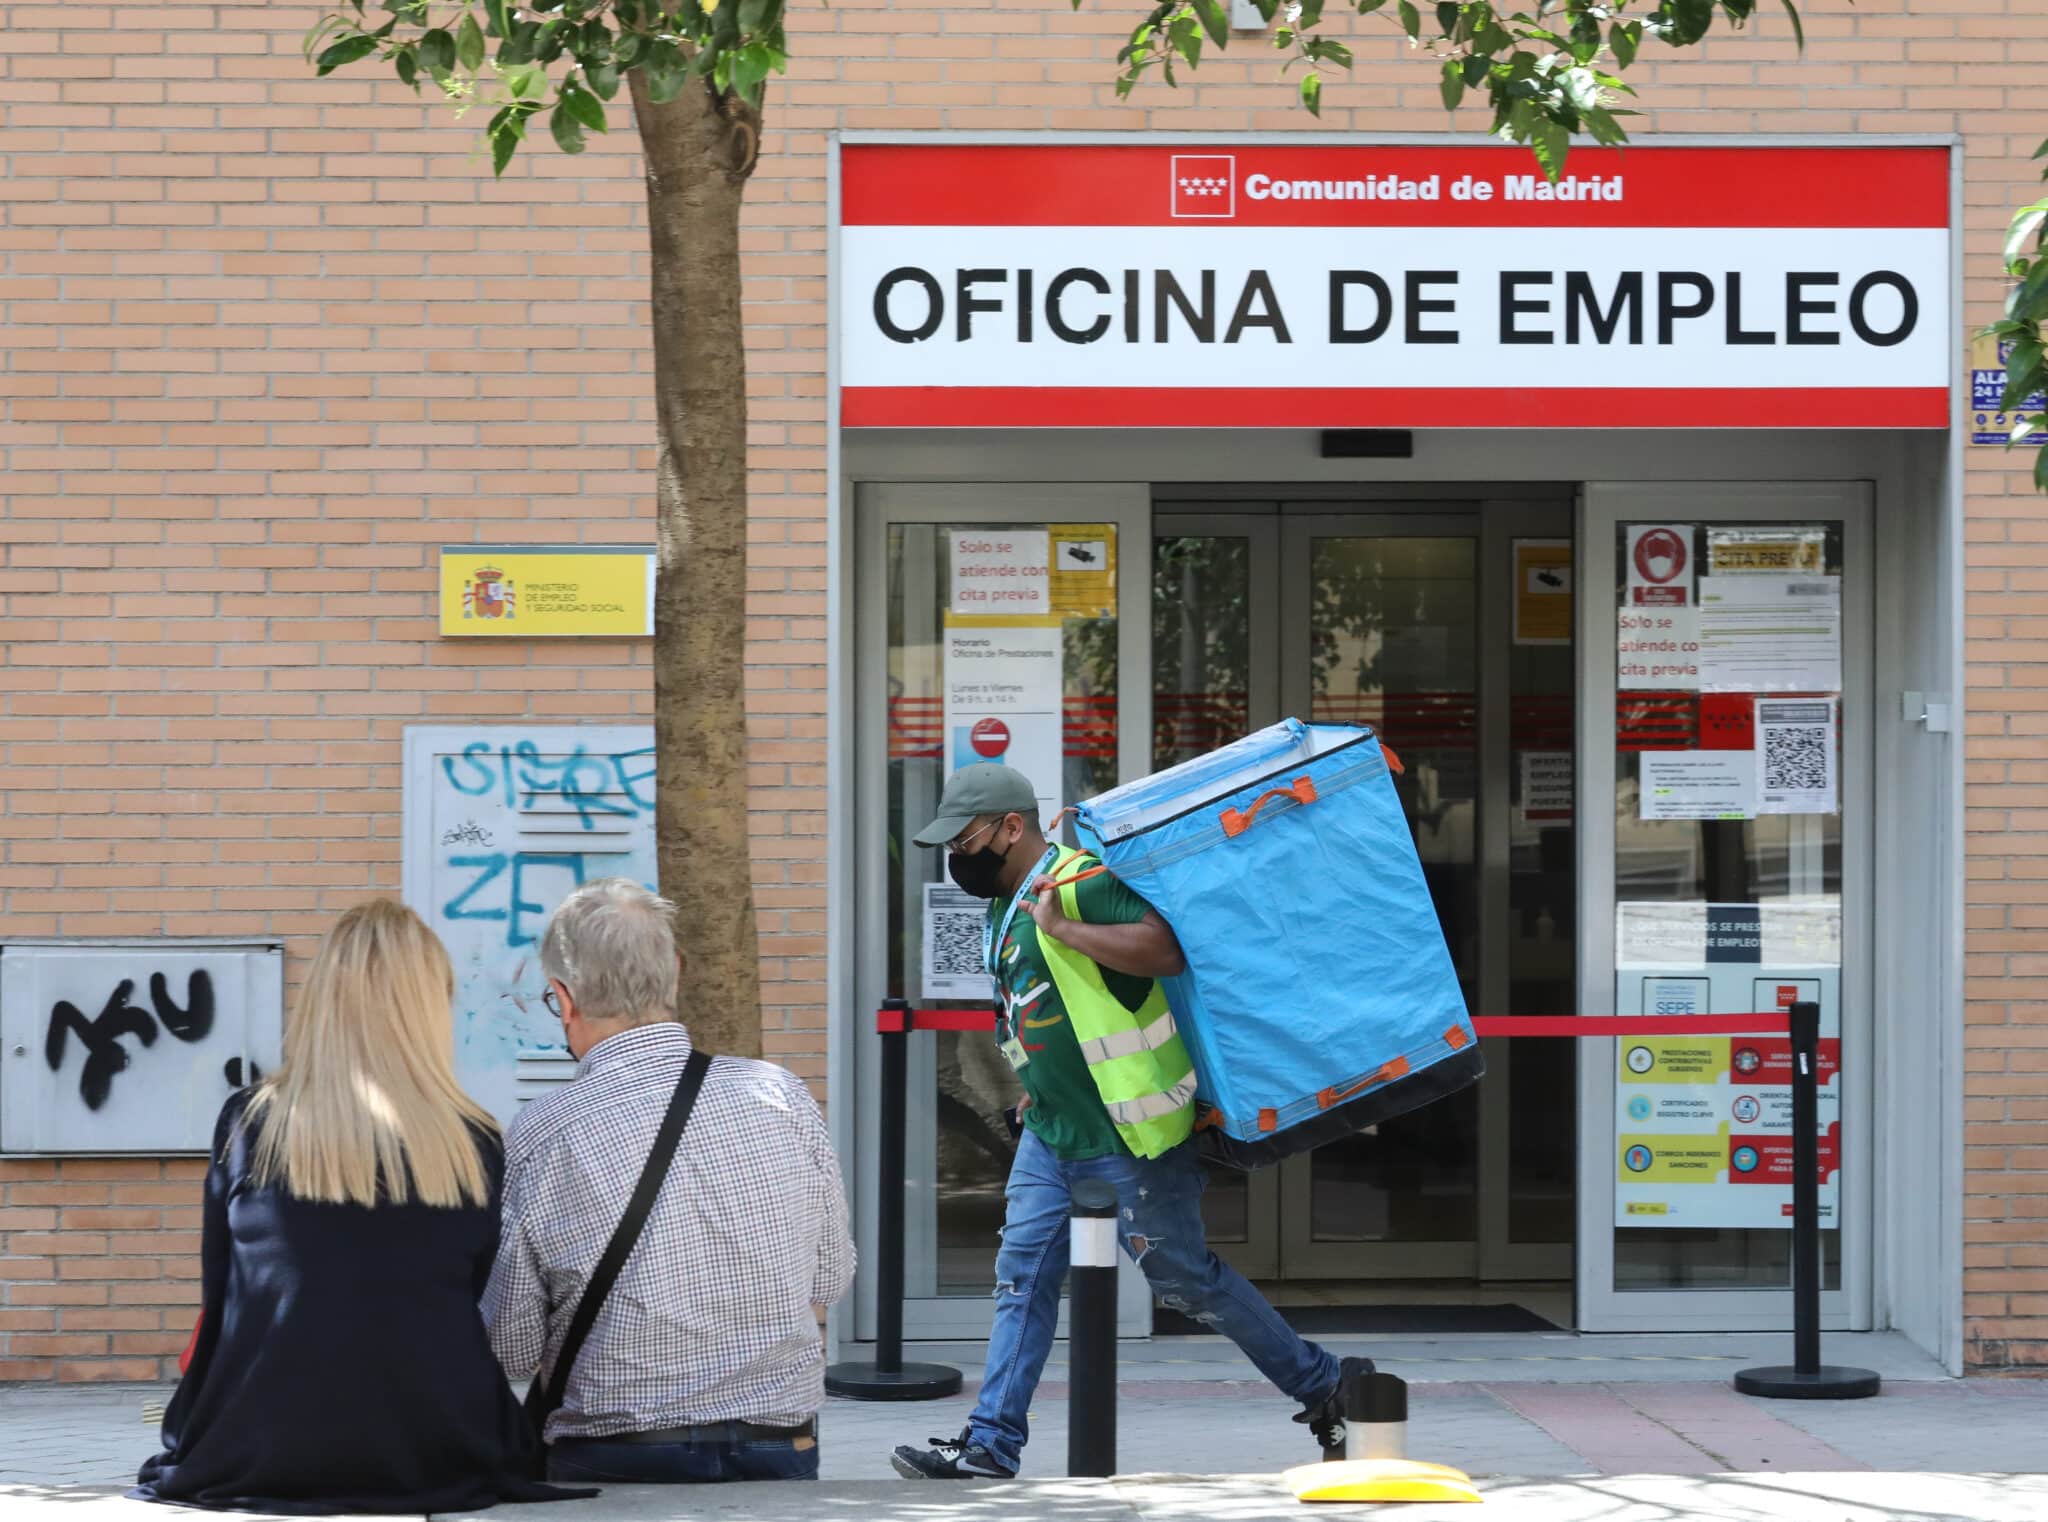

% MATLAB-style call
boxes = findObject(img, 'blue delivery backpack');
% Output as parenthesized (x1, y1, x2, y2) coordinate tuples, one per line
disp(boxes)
(1072, 718, 1482, 1171)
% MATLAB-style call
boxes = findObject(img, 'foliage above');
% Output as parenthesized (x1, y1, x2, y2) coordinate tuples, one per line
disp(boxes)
(304, 0, 788, 174)
(1983, 139, 2048, 491)
(1104, 0, 1803, 176)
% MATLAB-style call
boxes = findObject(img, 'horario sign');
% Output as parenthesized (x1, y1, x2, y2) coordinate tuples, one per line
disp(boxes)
(835, 142, 1951, 430)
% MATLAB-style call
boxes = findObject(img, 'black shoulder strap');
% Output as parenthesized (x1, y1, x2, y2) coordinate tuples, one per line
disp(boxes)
(525, 1045, 713, 1431)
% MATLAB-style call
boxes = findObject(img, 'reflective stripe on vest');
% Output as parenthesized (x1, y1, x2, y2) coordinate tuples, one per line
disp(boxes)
(1034, 844, 1197, 1160)
(1103, 1074, 1200, 1128)
(1077, 1005, 1182, 1066)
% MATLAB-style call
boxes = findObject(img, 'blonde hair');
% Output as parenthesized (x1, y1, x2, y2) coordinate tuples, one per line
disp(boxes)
(245, 899, 496, 1209)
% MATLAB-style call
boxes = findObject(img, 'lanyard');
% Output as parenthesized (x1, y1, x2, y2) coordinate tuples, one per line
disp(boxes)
(984, 845, 1060, 1025)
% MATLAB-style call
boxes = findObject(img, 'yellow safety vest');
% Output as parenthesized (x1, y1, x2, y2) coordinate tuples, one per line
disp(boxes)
(1032, 846, 1197, 1160)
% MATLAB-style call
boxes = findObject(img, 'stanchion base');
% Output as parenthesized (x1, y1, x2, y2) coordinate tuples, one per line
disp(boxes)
(824, 1360, 963, 1401)
(1733, 1365, 1881, 1400)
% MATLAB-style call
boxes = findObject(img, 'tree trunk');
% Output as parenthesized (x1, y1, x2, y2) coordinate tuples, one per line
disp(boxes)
(632, 73, 763, 1059)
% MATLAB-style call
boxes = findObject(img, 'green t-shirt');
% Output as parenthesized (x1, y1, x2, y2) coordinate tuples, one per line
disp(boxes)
(988, 865, 1159, 1162)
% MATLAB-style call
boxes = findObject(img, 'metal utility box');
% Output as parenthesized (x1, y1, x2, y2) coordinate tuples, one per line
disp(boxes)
(0, 940, 285, 1155)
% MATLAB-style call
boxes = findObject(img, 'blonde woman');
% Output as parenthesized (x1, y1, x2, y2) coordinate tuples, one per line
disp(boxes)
(135, 900, 590, 1513)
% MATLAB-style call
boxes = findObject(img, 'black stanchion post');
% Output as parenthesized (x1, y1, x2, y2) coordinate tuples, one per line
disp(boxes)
(1067, 1178, 1118, 1478)
(825, 999, 962, 1401)
(1735, 1001, 1879, 1401)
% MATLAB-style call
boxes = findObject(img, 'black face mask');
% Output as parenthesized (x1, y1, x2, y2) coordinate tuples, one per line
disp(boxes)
(947, 834, 1013, 900)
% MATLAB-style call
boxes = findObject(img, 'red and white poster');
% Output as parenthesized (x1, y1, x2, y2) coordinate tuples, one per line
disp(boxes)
(838, 143, 1951, 430)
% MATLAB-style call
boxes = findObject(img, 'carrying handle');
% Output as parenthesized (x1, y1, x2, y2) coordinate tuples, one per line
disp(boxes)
(1220, 776, 1318, 839)
(1027, 809, 1110, 895)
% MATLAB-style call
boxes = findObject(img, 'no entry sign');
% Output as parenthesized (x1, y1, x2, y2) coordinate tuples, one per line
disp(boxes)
(836, 143, 1951, 430)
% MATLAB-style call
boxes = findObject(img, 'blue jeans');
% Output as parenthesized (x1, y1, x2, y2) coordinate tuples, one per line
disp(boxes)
(547, 1433, 819, 1483)
(968, 1130, 1339, 1474)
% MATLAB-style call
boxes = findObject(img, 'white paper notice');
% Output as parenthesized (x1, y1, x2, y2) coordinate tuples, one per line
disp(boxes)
(1519, 751, 1574, 823)
(1617, 606, 1701, 690)
(950, 530, 1050, 617)
(1756, 697, 1838, 814)
(942, 620, 1063, 822)
(1697, 575, 1841, 693)
(1640, 751, 1756, 821)
(1626, 525, 1694, 607)
(922, 881, 992, 1002)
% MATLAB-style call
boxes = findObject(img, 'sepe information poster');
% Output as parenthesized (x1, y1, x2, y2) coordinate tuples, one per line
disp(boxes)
(1613, 901, 1841, 1230)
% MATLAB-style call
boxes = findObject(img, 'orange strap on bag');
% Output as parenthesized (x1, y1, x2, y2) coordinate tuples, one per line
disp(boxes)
(1220, 776, 1318, 839)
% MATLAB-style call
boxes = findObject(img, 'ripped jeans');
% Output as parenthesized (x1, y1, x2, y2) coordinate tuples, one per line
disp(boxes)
(967, 1129, 1339, 1474)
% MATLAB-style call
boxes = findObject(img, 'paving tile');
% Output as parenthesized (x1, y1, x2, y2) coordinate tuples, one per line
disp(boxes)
(1482, 1383, 1721, 1474)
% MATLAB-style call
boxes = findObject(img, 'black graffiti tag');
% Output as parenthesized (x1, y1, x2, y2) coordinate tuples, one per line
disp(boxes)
(45, 970, 217, 1112)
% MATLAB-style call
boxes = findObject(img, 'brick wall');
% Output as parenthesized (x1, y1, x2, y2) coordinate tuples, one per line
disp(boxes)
(0, 0, 2041, 1378)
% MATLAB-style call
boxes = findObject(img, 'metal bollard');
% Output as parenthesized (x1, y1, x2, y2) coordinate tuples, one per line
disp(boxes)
(1327, 1369, 1407, 1463)
(1067, 1178, 1119, 1478)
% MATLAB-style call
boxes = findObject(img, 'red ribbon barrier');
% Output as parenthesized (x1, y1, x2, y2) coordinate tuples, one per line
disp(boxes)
(878, 1008, 1792, 1036)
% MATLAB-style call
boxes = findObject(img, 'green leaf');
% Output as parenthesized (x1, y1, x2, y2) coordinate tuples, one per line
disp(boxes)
(1312, 38, 1353, 66)
(1531, 116, 1569, 180)
(394, 45, 419, 86)
(1191, 0, 1230, 47)
(1435, 1, 1457, 37)
(1439, 58, 1464, 110)
(1299, 0, 1324, 25)
(486, 0, 512, 36)
(489, 109, 527, 175)
(586, 60, 622, 98)
(1582, 103, 1629, 146)
(315, 34, 379, 75)
(1609, 20, 1638, 65)
(420, 28, 456, 72)
(740, 0, 780, 33)
(550, 103, 586, 154)
(2007, 201, 2048, 269)
(1170, 14, 1203, 67)
(1660, 0, 1714, 47)
(505, 62, 548, 97)
(2012, 416, 2041, 444)
(2036, 441, 2048, 494)
(1779, 0, 1804, 49)
(614, 32, 647, 67)
(2010, 257, 2048, 322)
(1396, 0, 1420, 39)
(562, 81, 608, 129)
(1461, 53, 1489, 85)
(1300, 70, 1322, 114)
(454, 12, 486, 69)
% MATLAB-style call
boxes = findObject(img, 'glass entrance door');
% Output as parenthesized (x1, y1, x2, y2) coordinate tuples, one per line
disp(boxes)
(1576, 484, 1873, 1332)
(1153, 501, 1576, 1287)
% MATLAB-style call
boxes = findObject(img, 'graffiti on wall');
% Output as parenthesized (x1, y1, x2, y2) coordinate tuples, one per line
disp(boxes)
(411, 730, 658, 1125)
(1, 947, 283, 1154)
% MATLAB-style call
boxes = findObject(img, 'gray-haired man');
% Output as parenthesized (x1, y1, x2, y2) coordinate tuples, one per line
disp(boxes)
(483, 878, 855, 1484)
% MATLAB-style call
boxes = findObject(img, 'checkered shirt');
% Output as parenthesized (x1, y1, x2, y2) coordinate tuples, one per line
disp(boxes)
(482, 1021, 855, 1442)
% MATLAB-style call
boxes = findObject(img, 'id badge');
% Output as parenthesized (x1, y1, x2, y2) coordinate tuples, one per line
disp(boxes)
(999, 1036, 1030, 1071)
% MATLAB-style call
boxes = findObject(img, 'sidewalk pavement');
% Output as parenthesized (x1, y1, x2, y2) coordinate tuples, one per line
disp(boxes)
(0, 1332, 2041, 1519)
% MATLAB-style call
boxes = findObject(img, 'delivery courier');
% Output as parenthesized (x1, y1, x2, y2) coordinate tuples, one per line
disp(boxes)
(889, 762, 1370, 1482)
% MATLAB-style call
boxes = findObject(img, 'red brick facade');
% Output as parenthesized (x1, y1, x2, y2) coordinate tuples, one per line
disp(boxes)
(0, 0, 2039, 1378)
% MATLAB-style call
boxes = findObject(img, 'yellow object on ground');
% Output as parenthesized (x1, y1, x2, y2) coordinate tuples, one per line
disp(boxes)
(1282, 1457, 1483, 1504)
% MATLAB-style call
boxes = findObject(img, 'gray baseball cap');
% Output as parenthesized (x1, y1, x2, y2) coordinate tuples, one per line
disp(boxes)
(912, 764, 1040, 848)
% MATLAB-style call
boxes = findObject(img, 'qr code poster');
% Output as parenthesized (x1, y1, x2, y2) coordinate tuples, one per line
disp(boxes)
(923, 882, 993, 1002)
(1755, 697, 1837, 815)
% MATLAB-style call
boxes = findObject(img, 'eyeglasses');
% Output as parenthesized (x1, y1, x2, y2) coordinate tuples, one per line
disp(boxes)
(543, 986, 564, 1018)
(948, 817, 999, 857)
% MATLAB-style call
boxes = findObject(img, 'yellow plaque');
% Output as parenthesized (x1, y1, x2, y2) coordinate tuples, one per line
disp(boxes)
(1049, 523, 1117, 620)
(440, 547, 654, 638)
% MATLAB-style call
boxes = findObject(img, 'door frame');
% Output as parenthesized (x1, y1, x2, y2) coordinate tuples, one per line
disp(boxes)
(1575, 482, 1875, 1333)
(851, 483, 1157, 1340)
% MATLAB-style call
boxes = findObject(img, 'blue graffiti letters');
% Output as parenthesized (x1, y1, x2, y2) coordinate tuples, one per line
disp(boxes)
(441, 853, 590, 948)
(440, 743, 656, 832)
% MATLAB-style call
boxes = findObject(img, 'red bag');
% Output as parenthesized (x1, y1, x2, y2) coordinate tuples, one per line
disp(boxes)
(179, 1314, 201, 1375)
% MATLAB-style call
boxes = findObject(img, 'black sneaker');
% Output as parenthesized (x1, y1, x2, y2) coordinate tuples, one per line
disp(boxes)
(891, 1427, 1016, 1480)
(1293, 1354, 1376, 1455)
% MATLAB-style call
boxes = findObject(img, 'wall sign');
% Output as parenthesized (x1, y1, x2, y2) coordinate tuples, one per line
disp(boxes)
(838, 144, 1951, 429)
(439, 547, 654, 638)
